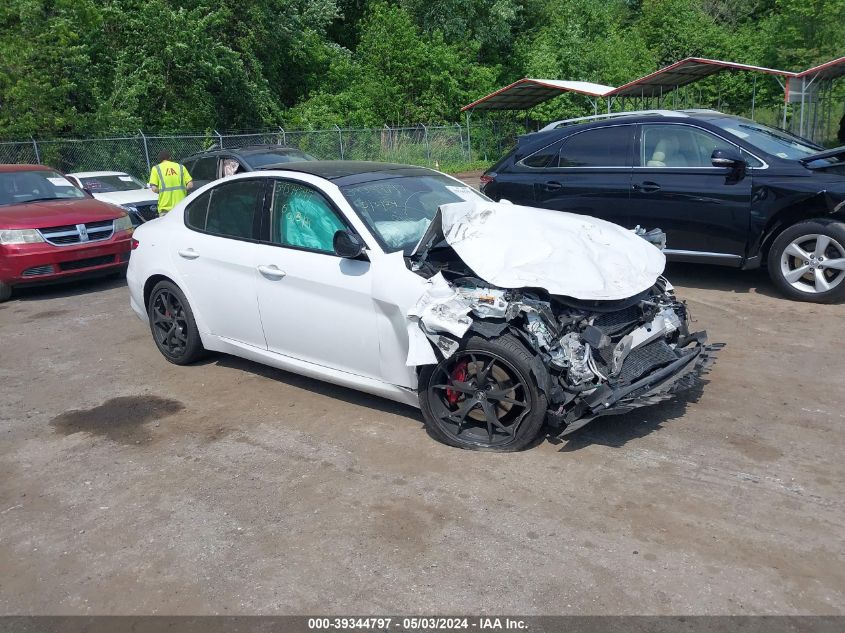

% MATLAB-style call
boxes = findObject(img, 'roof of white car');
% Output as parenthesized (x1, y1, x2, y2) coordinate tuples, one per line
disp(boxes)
(67, 170, 130, 178)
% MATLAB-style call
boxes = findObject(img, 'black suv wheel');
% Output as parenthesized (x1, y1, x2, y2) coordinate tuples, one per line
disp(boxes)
(768, 219, 845, 303)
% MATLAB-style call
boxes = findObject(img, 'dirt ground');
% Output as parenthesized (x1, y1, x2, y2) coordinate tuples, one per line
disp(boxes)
(1, 203, 844, 614)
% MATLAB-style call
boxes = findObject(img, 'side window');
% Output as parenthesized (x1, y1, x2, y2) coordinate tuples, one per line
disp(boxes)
(640, 125, 749, 168)
(201, 180, 263, 239)
(221, 157, 242, 177)
(185, 190, 212, 231)
(270, 180, 345, 253)
(557, 126, 632, 167)
(521, 141, 562, 168)
(191, 157, 217, 181)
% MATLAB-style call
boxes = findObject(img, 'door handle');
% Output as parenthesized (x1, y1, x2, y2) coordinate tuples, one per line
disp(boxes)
(257, 264, 286, 280)
(544, 181, 563, 191)
(633, 181, 661, 193)
(177, 248, 199, 260)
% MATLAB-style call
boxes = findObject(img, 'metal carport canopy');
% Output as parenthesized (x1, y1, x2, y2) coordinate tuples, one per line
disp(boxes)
(460, 78, 616, 112)
(794, 57, 845, 81)
(609, 57, 794, 98)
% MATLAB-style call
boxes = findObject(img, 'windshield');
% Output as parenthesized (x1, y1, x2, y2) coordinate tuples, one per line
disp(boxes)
(0, 170, 86, 206)
(340, 175, 490, 253)
(79, 174, 145, 192)
(712, 118, 821, 160)
(245, 150, 317, 167)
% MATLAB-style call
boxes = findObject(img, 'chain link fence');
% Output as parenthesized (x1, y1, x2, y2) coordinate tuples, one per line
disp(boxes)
(0, 122, 516, 179)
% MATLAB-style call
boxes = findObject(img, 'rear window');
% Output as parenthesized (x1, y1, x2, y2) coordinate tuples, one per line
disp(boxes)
(244, 150, 317, 168)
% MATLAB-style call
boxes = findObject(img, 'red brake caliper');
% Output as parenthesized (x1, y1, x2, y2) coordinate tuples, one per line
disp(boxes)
(446, 360, 468, 406)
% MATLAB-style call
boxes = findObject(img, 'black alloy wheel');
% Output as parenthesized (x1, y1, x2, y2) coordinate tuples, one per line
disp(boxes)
(420, 335, 547, 451)
(147, 281, 204, 364)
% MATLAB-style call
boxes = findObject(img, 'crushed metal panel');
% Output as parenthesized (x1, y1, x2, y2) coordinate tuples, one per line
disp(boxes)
(436, 200, 666, 301)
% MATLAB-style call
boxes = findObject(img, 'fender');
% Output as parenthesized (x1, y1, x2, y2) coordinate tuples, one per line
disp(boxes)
(747, 181, 845, 267)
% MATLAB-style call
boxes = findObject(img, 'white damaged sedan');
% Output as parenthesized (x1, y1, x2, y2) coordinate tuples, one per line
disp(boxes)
(127, 162, 719, 451)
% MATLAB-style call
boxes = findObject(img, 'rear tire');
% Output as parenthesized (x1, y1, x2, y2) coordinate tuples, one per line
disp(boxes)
(768, 219, 845, 303)
(419, 334, 548, 452)
(0, 281, 11, 303)
(147, 280, 205, 365)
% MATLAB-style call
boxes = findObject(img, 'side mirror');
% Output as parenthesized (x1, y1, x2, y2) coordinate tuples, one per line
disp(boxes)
(712, 149, 747, 180)
(333, 230, 365, 259)
(711, 148, 746, 169)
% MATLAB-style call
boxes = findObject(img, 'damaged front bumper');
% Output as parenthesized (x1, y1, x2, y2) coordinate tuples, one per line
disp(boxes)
(407, 269, 722, 437)
(549, 333, 723, 436)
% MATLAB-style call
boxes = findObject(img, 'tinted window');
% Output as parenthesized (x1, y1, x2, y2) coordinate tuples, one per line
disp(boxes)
(185, 190, 211, 231)
(640, 124, 759, 168)
(187, 180, 262, 239)
(270, 181, 345, 253)
(521, 141, 561, 168)
(191, 157, 217, 181)
(244, 150, 318, 168)
(557, 126, 631, 167)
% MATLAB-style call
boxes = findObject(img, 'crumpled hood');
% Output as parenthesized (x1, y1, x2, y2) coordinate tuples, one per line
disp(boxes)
(416, 200, 666, 301)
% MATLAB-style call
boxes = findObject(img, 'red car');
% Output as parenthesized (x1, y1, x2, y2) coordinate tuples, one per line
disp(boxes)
(0, 165, 135, 302)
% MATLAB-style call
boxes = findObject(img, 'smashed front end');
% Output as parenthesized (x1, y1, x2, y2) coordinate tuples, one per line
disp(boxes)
(411, 272, 720, 436)
(406, 200, 721, 436)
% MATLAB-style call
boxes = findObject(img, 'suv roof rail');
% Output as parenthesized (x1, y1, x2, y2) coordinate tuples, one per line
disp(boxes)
(538, 110, 690, 131)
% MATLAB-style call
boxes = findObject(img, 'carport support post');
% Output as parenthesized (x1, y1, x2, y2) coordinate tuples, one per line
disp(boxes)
(30, 136, 40, 164)
(465, 110, 472, 163)
(751, 75, 757, 121)
(139, 130, 150, 171)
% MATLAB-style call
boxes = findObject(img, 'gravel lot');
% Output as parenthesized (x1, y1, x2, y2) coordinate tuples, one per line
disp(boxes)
(1, 199, 844, 614)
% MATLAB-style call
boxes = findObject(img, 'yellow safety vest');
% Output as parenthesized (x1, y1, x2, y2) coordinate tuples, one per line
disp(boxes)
(148, 160, 193, 213)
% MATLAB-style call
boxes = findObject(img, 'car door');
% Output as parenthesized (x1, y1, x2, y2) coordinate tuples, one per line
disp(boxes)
(629, 123, 755, 261)
(253, 178, 382, 380)
(531, 124, 634, 229)
(172, 178, 267, 348)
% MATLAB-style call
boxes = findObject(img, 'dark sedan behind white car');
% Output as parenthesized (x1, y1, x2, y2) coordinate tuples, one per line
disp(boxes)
(127, 162, 719, 451)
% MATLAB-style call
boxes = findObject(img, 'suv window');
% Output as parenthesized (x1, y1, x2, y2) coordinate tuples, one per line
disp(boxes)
(521, 142, 561, 168)
(185, 179, 262, 239)
(270, 180, 344, 253)
(191, 156, 217, 181)
(640, 124, 762, 168)
(557, 126, 632, 167)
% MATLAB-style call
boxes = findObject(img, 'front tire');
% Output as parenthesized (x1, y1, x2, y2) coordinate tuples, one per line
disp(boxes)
(147, 280, 205, 365)
(768, 219, 845, 303)
(0, 281, 11, 303)
(419, 334, 548, 452)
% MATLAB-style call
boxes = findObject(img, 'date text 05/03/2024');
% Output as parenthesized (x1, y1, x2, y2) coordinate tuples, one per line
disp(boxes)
(307, 617, 528, 630)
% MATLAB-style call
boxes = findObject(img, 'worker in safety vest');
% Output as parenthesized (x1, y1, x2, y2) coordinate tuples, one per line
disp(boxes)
(148, 150, 193, 215)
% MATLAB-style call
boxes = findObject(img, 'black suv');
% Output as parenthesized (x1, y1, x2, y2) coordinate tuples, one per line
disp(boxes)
(482, 110, 845, 303)
(182, 145, 317, 189)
